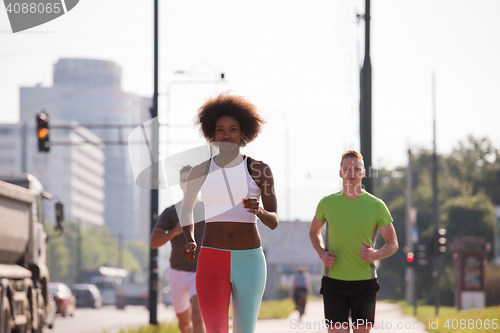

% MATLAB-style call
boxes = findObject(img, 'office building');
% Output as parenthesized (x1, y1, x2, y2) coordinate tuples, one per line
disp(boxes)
(20, 58, 151, 242)
(0, 122, 105, 227)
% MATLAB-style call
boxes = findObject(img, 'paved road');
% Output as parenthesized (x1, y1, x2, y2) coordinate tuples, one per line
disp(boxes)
(254, 300, 429, 333)
(49, 304, 176, 333)
(48, 300, 428, 333)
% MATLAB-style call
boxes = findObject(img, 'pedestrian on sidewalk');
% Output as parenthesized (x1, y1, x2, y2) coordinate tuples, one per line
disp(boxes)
(180, 93, 279, 333)
(291, 266, 311, 322)
(309, 150, 399, 333)
(150, 165, 206, 333)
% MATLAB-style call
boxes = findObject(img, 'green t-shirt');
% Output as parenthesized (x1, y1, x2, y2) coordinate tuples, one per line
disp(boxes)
(315, 190, 393, 281)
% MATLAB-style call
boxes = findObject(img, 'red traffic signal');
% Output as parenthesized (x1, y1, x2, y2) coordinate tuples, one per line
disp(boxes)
(406, 252, 415, 263)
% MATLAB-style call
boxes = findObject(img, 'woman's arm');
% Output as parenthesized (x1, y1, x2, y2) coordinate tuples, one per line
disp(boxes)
(243, 160, 278, 230)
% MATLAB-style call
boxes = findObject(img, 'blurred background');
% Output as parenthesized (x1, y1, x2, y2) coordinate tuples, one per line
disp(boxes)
(1, 0, 499, 312)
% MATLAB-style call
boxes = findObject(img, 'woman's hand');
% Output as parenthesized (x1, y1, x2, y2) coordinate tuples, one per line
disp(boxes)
(182, 242, 197, 261)
(242, 197, 260, 215)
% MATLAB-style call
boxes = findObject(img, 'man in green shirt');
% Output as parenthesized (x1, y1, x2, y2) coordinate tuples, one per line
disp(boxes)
(309, 150, 398, 333)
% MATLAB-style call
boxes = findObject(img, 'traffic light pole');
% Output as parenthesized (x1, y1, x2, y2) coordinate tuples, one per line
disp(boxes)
(148, 0, 159, 325)
(432, 72, 440, 316)
(405, 149, 416, 308)
(21, 122, 27, 172)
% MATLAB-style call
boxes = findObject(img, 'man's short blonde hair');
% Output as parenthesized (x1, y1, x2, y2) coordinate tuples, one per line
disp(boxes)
(340, 150, 364, 167)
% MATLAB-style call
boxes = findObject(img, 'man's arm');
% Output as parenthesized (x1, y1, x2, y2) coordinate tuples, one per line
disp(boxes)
(309, 216, 335, 267)
(181, 163, 206, 261)
(360, 223, 399, 261)
(150, 224, 182, 250)
(150, 208, 183, 249)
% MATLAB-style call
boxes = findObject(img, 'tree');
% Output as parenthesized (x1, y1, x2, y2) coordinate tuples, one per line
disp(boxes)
(375, 136, 499, 305)
(46, 225, 71, 281)
(126, 241, 149, 271)
(46, 222, 142, 284)
(442, 193, 495, 249)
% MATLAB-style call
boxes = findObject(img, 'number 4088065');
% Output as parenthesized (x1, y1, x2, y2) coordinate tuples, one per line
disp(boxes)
(6, 3, 61, 14)
(444, 319, 498, 330)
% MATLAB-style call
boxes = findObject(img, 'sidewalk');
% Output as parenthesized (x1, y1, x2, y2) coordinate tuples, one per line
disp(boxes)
(254, 300, 429, 333)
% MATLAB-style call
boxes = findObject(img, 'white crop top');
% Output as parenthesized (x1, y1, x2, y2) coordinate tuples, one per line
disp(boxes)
(200, 156, 261, 223)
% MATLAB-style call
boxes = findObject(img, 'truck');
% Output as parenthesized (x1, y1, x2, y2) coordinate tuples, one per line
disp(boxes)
(0, 173, 63, 333)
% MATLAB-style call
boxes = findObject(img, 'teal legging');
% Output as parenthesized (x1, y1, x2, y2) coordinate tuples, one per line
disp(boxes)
(196, 246, 267, 333)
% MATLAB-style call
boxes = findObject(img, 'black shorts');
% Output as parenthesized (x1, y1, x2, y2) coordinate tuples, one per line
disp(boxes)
(320, 276, 379, 328)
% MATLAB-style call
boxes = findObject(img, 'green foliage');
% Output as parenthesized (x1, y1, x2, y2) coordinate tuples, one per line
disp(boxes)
(46, 222, 142, 284)
(392, 299, 456, 318)
(485, 262, 500, 306)
(101, 321, 181, 333)
(376, 136, 500, 306)
(126, 240, 150, 271)
(442, 194, 495, 259)
(257, 298, 296, 319)
(46, 225, 71, 280)
(397, 301, 500, 333)
(442, 194, 495, 235)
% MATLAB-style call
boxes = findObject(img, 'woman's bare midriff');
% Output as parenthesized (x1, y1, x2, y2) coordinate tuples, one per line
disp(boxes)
(202, 222, 261, 250)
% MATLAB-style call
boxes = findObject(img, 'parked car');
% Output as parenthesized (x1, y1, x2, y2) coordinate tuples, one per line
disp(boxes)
(48, 282, 76, 317)
(162, 286, 172, 307)
(46, 294, 57, 329)
(71, 283, 103, 308)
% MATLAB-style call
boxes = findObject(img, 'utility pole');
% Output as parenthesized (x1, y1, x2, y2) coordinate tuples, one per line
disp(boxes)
(77, 219, 82, 283)
(21, 122, 27, 173)
(432, 72, 440, 315)
(118, 232, 123, 268)
(148, 0, 159, 325)
(360, 0, 373, 193)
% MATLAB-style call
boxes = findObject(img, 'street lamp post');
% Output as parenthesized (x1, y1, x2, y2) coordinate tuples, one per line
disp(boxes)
(359, 0, 373, 194)
(149, 0, 159, 325)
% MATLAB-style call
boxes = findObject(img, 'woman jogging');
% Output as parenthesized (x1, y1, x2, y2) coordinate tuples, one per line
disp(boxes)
(180, 93, 279, 333)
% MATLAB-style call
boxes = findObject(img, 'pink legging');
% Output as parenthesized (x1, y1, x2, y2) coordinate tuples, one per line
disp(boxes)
(196, 246, 266, 333)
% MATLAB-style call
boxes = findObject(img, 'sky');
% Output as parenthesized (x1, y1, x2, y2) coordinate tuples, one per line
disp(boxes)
(1, 0, 499, 221)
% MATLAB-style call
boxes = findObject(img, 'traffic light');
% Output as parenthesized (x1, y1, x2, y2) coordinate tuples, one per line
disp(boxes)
(437, 228, 447, 253)
(406, 252, 415, 266)
(55, 200, 65, 234)
(416, 244, 428, 266)
(36, 111, 50, 152)
(427, 229, 447, 257)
